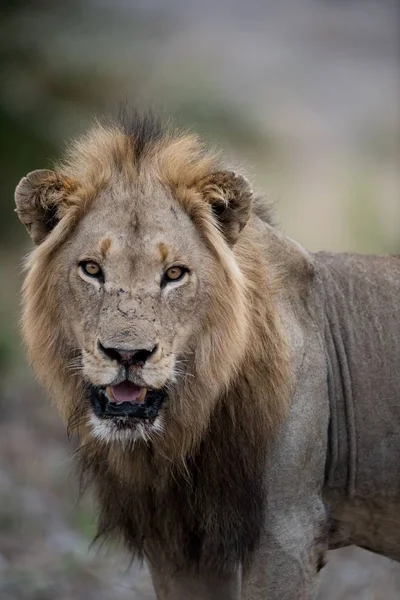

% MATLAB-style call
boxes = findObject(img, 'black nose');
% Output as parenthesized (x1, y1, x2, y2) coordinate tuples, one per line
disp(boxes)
(98, 341, 158, 366)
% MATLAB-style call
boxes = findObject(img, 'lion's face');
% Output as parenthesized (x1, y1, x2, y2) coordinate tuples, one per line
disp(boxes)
(56, 180, 216, 442)
(16, 121, 253, 451)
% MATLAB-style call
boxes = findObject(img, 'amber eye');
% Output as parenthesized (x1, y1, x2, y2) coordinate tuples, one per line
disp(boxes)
(80, 261, 103, 280)
(163, 266, 187, 284)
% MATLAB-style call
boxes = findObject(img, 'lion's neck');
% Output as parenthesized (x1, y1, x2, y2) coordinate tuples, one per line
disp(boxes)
(81, 380, 273, 573)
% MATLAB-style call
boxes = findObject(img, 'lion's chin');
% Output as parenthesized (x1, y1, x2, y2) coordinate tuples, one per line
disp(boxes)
(86, 385, 167, 443)
(88, 412, 166, 444)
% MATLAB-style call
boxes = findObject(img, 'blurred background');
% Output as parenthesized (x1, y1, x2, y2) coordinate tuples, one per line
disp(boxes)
(0, 0, 399, 598)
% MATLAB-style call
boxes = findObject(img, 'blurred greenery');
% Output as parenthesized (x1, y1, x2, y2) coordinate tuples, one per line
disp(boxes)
(71, 505, 97, 540)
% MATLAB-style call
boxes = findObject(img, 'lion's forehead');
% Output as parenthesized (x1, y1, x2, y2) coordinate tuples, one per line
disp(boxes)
(73, 186, 200, 262)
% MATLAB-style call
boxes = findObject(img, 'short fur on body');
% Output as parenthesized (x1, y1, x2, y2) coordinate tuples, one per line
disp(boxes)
(16, 112, 400, 599)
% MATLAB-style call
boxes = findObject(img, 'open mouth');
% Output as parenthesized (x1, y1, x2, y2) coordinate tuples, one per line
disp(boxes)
(89, 381, 167, 421)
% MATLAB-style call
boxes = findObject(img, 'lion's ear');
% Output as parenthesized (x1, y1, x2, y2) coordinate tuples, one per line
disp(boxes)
(198, 170, 253, 245)
(15, 169, 75, 245)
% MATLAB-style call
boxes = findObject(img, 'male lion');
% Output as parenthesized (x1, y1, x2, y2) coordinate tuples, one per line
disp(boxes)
(15, 112, 400, 599)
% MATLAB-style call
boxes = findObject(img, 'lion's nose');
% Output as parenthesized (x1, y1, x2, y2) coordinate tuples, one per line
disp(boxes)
(98, 341, 158, 367)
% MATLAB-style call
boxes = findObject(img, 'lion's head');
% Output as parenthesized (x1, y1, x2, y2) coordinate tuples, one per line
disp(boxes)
(15, 114, 278, 457)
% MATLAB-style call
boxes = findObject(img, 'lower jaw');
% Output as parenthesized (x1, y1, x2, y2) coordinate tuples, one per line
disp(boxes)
(88, 385, 167, 424)
(88, 411, 164, 444)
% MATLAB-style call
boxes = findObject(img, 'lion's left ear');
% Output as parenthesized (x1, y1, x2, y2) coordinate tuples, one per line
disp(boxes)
(198, 170, 253, 246)
(15, 169, 76, 245)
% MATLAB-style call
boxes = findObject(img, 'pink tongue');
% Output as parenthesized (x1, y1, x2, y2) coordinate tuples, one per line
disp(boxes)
(109, 381, 144, 404)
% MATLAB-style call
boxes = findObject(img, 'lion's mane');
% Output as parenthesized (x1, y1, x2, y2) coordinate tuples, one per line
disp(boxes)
(21, 112, 291, 573)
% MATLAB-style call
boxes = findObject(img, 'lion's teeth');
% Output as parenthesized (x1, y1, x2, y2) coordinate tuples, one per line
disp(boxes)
(137, 388, 147, 403)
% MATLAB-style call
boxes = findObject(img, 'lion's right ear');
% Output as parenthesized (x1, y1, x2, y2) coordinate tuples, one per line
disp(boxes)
(196, 170, 253, 246)
(15, 170, 76, 245)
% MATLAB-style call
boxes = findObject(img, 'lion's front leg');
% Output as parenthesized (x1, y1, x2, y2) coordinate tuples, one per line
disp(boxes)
(239, 319, 331, 599)
(241, 500, 328, 600)
(148, 560, 241, 600)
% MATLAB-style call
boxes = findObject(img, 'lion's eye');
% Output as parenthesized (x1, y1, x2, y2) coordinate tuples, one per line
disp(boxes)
(163, 266, 187, 284)
(80, 261, 103, 280)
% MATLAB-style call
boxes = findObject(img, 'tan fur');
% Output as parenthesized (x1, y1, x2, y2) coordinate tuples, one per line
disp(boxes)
(100, 237, 112, 258)
(17, 115, 291, 572)
(157, 242, 169, 262)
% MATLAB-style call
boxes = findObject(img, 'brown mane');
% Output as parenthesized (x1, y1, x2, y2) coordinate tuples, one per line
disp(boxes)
(20, 112, 290, 573)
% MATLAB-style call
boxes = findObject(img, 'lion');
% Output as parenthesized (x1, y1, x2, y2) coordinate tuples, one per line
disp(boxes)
(15, 111, 400, 599)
